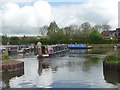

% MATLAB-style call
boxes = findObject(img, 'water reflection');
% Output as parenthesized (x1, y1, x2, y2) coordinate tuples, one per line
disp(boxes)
(38, 59, 61, 75)
(37, 59, 53, 88)
(82, 56, 100, 72)
(69, 49, 88, 54)
(114, 48, 120, 56)
(9, 53, 36, 59)
(38, 59, 50, 75)
(89, 49, 114, 55)
(1, 48, 119, 88)
(2, 69, 24, 89)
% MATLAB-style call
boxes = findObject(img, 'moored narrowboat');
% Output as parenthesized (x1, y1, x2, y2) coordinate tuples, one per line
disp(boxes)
(68, 44, 92, 49)
(37, 44, 68, 59)
(37, 45, 49, 59)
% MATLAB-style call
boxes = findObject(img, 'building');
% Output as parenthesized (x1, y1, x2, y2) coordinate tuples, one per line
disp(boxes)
(101, 31, 115, 39)
(101, 28, 120, 40)
(116, 28, 120, 41)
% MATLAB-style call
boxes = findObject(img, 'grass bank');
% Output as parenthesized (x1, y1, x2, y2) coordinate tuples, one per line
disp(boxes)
(0, 57, 11, 60)
(88, 44, 116, 47)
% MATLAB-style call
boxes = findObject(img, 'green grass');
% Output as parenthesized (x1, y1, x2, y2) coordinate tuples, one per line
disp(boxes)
(88, 44, 115, 47)
(0, 56, 11, 60)
(104, 56, 120, 64)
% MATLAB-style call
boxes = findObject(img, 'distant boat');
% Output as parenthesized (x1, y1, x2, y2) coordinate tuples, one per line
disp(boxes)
(37, 44, 68, 59)
(114, 44, 120, 49)
(18, 45, 30, 54)
(7, 45, 18, 55)
(68, 44, 92, 49)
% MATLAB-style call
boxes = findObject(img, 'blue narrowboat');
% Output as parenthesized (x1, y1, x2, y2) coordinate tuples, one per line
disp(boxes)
(68, 44, 92, 49)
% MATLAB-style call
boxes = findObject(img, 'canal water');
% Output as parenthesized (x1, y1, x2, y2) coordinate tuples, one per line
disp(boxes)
(1, 49, 120, 88)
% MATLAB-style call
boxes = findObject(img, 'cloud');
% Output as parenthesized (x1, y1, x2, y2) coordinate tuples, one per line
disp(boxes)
(0, 14, 2, 35)
(0, 0, 37, 3)
(0, 0, 119, 36)
(52, 0, 119, 29)
(1, 0, 52, 36)
(0, 0, 89, 3)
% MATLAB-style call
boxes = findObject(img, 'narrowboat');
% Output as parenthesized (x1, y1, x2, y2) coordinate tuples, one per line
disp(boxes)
(48, 44, 68, 55)
(114, 44, 120, 49)
(37, 44, 68, 59)
(37, 45, 49, 59)
(6, 45, 18, 55)
(18, 45, 31, 54)
(0, 45, 6, 58)
(68, 44, 92, 49)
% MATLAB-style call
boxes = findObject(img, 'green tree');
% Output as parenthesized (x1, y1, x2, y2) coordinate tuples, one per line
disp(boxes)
(2, 35, 9, 45)
(63, 27, 71, 39)
(89, 28, 102, 44)
(80, 22, 92, 34)
(9, 36, 21, 45)
(47, 21, 59, 39)
(55, 29, 64, 40)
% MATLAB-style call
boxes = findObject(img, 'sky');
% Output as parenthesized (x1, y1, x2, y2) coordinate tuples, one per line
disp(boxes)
(0, 0, 119, 36)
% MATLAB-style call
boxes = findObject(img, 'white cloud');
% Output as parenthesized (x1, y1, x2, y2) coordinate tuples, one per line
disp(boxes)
(52, 0, 119, 29)
(0, 14, 2, 35)
(1, 0, 52, 36)
(0, 0, 89, 3)
(0, 0, 36, 3)
(0, 0, 119, 36)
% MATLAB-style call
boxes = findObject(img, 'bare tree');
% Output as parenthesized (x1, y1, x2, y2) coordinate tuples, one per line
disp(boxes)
(101, 24, 111, 31)
(39, 26, 48, 36)
(80, 22, 92, 34)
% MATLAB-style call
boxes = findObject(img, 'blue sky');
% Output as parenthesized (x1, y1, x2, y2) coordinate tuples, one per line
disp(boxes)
(17, 1, 85, 7)
(49, 2, 82, 6)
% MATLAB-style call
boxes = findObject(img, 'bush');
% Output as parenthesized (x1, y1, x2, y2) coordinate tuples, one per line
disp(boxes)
(2, 52, 11, 60)
(104, 56, 120, 64)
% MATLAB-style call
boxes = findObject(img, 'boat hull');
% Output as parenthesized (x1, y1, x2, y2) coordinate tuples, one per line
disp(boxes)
(68, 44, 92, 49)
(37, 54, 49, 59)
(68, 47, 91, 49)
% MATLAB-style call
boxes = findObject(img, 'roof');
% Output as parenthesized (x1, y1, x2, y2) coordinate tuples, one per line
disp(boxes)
(101, 31, 115, 36)
(116, 28, 120, 32)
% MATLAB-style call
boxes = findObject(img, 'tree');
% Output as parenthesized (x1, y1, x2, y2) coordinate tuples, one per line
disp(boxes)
(47, 21, 59, 39)
(63, 26, 73, 40)
(2, 35, 9, 45)
(89, 29, 102, 44)
(55, 29, 64, 40)
(94, 25, 102, 33)
(9, 36, 21, 45)
(80, 22, 92, 34)
(39, 26, 48, 36)
(101, 24, 111, 31)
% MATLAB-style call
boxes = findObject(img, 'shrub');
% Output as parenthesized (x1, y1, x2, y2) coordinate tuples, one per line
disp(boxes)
(104, 56, 120, 64)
